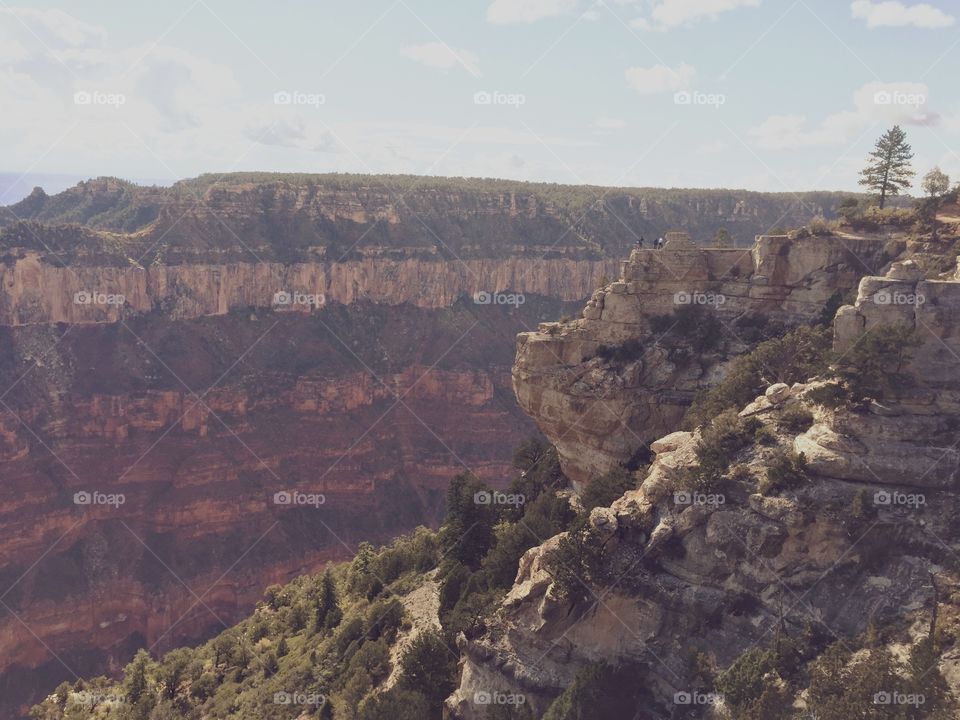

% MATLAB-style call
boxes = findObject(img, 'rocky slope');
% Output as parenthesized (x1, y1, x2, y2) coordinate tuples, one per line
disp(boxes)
(513, 230, 899, 487)
(450, 245, 960, 718)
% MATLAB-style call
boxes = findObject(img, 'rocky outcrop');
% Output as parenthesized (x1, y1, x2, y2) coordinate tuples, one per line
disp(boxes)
(513, 232, 896, 487)
(450, 254, 960, 719)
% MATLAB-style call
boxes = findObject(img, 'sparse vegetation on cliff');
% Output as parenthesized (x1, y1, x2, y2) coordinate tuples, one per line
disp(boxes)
(29, 437, 579, 719)
(685, 324, 831, 428)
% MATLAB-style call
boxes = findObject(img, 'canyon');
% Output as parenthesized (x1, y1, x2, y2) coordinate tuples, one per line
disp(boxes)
(0, 174, 876, 716)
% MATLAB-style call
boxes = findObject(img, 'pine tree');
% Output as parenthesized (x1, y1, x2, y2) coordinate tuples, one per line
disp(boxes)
(315, 569, 342, 631)
(859, 126, 915, 208)
(124, 649, 151, 704)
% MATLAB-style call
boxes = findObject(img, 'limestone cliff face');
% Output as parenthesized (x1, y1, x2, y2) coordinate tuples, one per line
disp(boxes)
(512, 233, 897, 487)
(450, 259, 960, 719)
(0, 252, 616, 325)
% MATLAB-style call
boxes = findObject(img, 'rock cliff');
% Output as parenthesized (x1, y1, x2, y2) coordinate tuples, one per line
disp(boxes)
(450, 250, 960, 719)
(513, 231, 898, 487)
(0, 251, 614, 325)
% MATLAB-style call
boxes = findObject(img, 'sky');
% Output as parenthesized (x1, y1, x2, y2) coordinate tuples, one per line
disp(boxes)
(1, 0, 959, 197)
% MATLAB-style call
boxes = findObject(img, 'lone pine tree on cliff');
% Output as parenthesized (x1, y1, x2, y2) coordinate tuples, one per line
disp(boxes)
(859, 125, 915, 208)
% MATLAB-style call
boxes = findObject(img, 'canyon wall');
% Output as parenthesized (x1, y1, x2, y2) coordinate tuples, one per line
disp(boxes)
(0, 297, 585, 716)
(1, 175, 867, 264)
(451, 251, 960, 719)
(0, 253, 615, 325)
(0, 206, 615, 714)
(512, 232, 899, 487)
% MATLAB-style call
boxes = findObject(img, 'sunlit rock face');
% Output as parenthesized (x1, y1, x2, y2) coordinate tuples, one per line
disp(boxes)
(450, 254, 960, 720)
(513, 233, 893, 488)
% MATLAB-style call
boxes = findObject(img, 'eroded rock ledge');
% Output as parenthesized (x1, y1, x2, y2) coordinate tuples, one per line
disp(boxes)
(513, 232, 896, 487)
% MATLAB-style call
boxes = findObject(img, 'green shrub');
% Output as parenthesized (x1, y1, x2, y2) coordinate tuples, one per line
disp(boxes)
(365, 599, 404, 641)
(686, 325, 830, 428)
(650, 304, 724, 355)
(543, 517, 608, 606)
(754, 425, 777, 446)
(347, 639, 391, 684)
(438, 473, 498, 571)
(581, 467, 636, 512)
(595, 338, 644, 365)
(777, 405, 814, 433)
(542, 662, 650, 720)
(358, 688, 430, 720)
(760, 450, 808, 494)
(834, 323, 921, 400)
(804, 382, 849, 409)
(683, 410, 754, 493)
(511, 438, 564, 491)
(397, 630, 457, 714)
(806, 640, 956, 720)
(715, 648, 777, 711)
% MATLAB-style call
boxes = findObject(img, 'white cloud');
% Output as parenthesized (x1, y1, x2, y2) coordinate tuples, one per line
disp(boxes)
(749, 81, 938, 149)
(400, 42, 481, 77)
(595, 116, 627, 129)
(851, 1, 955, 29)
(631, 0, 761, 31)
(625, 62, 695, 94)
(487, 0, 579, 24)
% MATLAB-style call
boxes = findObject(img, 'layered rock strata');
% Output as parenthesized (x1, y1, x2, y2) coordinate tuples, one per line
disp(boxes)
(513, 232, 895, 486)
(451, 259, 960, 718)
